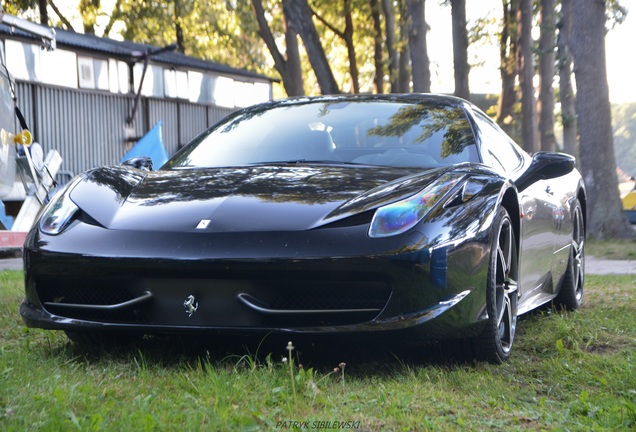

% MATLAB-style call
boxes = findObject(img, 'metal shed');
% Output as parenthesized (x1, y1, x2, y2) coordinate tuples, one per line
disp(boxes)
(1, 24, 274, 179)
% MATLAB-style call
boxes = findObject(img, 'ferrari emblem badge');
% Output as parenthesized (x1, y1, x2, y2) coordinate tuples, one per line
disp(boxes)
(183, 295, 198, 317)
(196, 219, 211, 229)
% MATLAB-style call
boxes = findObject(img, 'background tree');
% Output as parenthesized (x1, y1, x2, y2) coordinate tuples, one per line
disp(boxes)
(407, 0, 430, 93)
(381, 0, 399, 93)
(48, 2, 74, 29)
(495, 0, 517, 134)
(537, 0, 555, 151)
(557, 0, 577, 159)
(282, 0, 340, 94)
(570, 0, 632, 238)
(515, 0, 536, 152)
(448, 0, 470, 100)
(173, 0, 185, 54)
(38, 0, 46, 24)
(397, 0, 411, 92)
(311, 0, 359, 93)
(252, 0, 305, 96)
(369, 0, 384, 93)
(79, 0, 100, 34)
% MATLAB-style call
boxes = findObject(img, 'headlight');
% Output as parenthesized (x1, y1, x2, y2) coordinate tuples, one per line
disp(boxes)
(368, 174, 460, 238)
(39, 181, 82, 235)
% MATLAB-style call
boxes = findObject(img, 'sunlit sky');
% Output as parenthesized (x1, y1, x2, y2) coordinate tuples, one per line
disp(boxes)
(59, 0, 635, 103)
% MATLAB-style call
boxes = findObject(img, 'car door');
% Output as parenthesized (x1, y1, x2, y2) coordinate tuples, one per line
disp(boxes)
(472, 112, 557, 309)
(517, 179, 562, 300)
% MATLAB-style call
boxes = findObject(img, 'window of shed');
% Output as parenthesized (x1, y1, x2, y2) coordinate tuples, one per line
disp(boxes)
(164, 69, 177, 98)
(213, 76, 235, 108)
(108, 59, 120, 93)
(41, 49, 77, 88)
(94, 59, 109, 90)
(78, 56, 95, 89)
(234, 81, 253, 108)
(188, 71, 214, 104)
(134, 63, 163, 97)
(4, 40, 40, 81)
(117, 61, 129, 93)
(176, 71, 188, 99)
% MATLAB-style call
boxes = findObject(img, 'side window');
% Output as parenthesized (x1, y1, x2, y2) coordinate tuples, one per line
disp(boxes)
(474, 113, 522, 173)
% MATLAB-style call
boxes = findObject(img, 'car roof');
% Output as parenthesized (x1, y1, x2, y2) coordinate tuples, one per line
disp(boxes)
(246, 93, 471, 110)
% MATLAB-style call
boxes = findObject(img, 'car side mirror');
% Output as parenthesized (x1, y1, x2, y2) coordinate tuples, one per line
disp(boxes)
(121, 156, 153, 172)
(516, 152, 575, 192)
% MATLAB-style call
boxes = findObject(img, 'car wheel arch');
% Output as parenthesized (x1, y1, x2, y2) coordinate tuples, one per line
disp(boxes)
(500, 187, 521, 259)
(577, 187, 587, 230)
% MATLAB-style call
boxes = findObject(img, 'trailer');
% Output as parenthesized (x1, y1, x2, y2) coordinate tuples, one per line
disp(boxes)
(1, 8, 61, 250)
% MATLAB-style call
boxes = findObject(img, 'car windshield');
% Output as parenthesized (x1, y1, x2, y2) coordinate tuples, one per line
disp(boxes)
(165, 99, 479, 169)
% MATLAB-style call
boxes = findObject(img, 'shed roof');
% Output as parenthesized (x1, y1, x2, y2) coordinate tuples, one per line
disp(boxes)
(0, 23, 274, 82)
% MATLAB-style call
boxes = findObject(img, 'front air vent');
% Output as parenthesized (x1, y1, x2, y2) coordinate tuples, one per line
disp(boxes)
(317, 209, 375, 229)
(76, 210, 103, 227)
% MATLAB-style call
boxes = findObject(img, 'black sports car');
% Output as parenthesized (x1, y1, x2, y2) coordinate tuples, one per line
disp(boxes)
(21, 94, 586, 363)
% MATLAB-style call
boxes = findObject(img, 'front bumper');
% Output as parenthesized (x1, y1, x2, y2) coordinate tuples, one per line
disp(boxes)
(22, 221, 491, 340)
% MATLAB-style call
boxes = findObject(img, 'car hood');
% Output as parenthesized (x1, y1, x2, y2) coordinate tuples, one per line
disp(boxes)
(70, 164, 460, 232)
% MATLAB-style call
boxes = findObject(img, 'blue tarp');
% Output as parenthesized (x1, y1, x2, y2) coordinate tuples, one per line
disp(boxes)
(120, 121, 168, 168)
(0, 200, 13, 230)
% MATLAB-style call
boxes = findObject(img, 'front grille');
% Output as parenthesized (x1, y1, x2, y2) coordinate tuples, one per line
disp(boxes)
(39, 284, 133, 306)
(258, 280, 391, 326)
(34, 274, 392, 328)
(272, 286, 387, 311)
(36, 277, 142, 322)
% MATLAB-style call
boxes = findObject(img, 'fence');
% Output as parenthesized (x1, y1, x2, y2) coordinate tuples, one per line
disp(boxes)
(15, 81, 236, 178)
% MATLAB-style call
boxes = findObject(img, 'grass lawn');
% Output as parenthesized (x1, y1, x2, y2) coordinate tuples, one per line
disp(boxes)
(1, 269, 635, 431)
(586, 238, 636, 260)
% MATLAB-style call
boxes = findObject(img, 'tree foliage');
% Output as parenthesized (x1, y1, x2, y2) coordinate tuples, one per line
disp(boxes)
(4, 0, 632, 238)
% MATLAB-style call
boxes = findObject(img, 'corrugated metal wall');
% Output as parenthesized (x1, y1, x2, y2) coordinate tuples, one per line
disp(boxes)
(15, 81, 236, 177)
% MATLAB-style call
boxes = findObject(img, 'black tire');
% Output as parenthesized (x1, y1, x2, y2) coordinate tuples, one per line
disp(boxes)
(474, 207, 519, 364)
(554, 199, 585, 310)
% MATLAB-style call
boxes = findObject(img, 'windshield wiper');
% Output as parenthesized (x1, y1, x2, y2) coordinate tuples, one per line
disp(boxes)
(249, 159, 350, 165)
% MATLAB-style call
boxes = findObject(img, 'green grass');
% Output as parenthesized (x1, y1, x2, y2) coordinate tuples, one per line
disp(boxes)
(587, 238, 636, 260)
(1, 270, 635, 431)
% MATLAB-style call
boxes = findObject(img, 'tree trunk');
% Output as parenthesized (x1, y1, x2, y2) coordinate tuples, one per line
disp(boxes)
(103, 0, 123, 37)
(174, 0, 185, 54)
(537, 0, 556, 151)
(495, 0, 517, 133)
(382, 0, 400, 93)
(398, 0, 411, 92)
(252, 0, 305, 96)
(312, 0, 359, 93)
(407, 0, 430, 93)
(79, 0, 100, 34)
(450, 0, 470, 100)
(49, 0, 77, 31)
(283, 0, 340, 95)
(370, 0, 384, 93)
(516, 0, 537, 153)
(38, 0, 48, 25)
(398, 40, 411, 93)
(570, 0, 633, 239)
(343, 0, 359, 93)
(283, 24, 305, 96)
(557, 0, 577, 159)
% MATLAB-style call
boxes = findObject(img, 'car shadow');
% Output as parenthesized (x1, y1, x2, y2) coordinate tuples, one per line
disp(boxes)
(43, 331, 488, 375)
